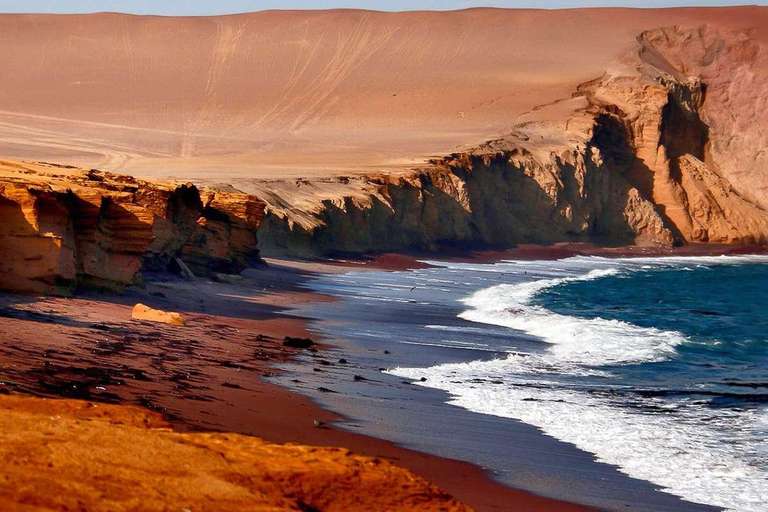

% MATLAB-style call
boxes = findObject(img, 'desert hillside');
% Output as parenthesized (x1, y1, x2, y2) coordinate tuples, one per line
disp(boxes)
(0, 8, 763, 176)
(1, 7, 767, 254)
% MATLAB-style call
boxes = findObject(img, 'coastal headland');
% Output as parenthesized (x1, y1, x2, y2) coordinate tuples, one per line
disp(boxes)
(1, 5, 767, 511)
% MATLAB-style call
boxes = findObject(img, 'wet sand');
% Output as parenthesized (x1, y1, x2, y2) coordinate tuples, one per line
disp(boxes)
(0, 258, 593, 512)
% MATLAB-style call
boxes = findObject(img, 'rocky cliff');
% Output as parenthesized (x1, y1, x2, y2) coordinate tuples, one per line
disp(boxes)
(0, 161, 265, 295)
(1, 23, 766, 273)
(251, 24, 768, 257)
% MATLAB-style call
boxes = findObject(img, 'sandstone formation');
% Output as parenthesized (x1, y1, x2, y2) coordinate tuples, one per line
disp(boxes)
(0, 161, 265, 295)
(0, 394, 470, 511)
(251, 23, 768, 256)
(0, 9, 767, 264)
(131, 303, 186, 326)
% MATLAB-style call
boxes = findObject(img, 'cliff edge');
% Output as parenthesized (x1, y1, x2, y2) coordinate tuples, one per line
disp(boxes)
(251, 23, 768, 255)
(0, 160, 265, 294)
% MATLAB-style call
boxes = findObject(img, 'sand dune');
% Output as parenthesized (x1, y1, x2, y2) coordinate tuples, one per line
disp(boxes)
(0, 7, 765, 180)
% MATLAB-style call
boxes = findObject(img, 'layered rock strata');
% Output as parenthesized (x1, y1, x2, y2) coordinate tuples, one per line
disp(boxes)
(252, 25, 768, 257)
(0, 161, 265, 295)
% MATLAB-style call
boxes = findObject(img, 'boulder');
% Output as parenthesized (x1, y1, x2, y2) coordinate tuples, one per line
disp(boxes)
(131, 303, 186, 327)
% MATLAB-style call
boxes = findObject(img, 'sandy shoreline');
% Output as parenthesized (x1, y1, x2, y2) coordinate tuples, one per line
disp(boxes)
(0, 254, 596, 511)
(267, 244, 759, 511)
(2, 244, 761, 510)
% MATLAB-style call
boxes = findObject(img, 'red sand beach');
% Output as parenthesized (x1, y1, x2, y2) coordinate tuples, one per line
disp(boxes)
(0, 257, 594, 511)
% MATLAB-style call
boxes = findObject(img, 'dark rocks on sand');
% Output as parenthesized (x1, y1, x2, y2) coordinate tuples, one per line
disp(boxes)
(282, 336, 316, 349)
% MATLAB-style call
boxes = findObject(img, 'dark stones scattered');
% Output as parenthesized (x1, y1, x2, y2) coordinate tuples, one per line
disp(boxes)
(338, 358, 348, 364)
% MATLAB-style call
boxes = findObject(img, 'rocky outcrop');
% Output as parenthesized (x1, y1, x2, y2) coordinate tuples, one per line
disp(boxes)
(2, 25, 765, 266)
(0, 394, 470, 511)
(255, 145, 675, 257)
(254, 25, 768, 256)
(579, 25, 768, 245)
(0, 161, 265, 295)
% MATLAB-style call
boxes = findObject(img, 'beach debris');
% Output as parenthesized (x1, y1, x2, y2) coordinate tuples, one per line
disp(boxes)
(317, 387, 337, 393)
(420, 377, 428, 382)
(282, 336, 316, 349)
(173, 257, 196, 279)
(131, 304, 186, 327)
(313, 419, 327, 428)
(338, 358, 348, 364)
(384, 350, 390, 355)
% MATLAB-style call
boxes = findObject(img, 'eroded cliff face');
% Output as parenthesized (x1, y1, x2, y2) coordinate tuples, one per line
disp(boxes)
(581, 25, 768, 244)
(254, 24, 768, 256)
(255, 146, 673, 257)
(0, 161, 265, 295)
(1, 25, 765, 270)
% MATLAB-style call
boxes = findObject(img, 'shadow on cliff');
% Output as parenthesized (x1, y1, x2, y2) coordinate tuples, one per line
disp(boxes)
(591, 112, 686, 245)
(259, 155, 649, 257)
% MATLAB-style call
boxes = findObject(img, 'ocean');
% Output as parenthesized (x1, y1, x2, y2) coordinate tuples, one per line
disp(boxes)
(277, 254, 768, 511)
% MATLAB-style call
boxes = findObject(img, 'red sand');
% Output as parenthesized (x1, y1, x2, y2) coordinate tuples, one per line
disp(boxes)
(0, 260, 593, 512)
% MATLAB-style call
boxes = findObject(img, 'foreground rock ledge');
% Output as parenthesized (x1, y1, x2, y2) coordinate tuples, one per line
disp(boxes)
(0, 395, 470, 511)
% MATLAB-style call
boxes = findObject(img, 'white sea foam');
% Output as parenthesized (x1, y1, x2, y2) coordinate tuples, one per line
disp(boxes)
(391, 361, 767, 511)
(458, 267, 686, 366)
(389, 254, 768, 511)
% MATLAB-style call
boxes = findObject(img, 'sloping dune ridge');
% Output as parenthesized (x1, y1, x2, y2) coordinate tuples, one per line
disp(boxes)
(1, 7, 767, 254)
